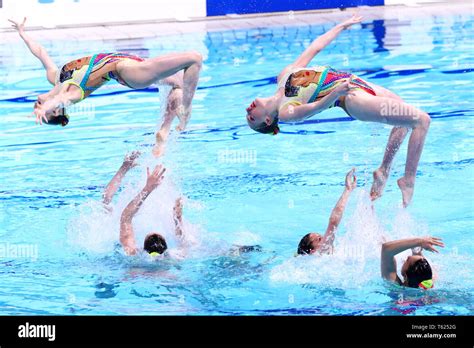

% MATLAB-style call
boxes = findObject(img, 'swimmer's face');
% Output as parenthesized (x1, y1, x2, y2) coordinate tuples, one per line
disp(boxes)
(246, 97, 276, 131)
(34, 98, 68, 126)
(297, 232, 323, 255)
(401, 255, 424, 285)
(306, 233, 323, 253)
(34, 96, 63, 117)
(37, 93, 48, 104)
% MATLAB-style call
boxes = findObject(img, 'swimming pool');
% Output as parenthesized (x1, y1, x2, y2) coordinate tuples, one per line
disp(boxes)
(1, 10, 473, 316)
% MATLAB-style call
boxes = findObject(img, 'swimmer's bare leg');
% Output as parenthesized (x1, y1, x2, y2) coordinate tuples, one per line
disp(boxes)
(153, 73, 184, 157)
(117, 51, 202, 121)
(371, 126, 409, 201)
(164, 71, 191, 132)
(345, 91, 431, 207)
(367, 85, 410, 201)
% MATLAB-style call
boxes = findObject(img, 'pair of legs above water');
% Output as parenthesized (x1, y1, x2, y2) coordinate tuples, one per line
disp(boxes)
(344, 88, 431, 207)
(116, 52, 203, 157)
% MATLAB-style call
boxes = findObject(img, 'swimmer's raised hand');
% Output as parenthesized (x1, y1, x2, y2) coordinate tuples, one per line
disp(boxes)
(420, 237, 445, 253)
(8, 17, 27, 34)
(345, 168, 357, 191)
(340, 13, 363, 30)
(33, 105, 48, 125)
(145, 164, 166, 190)
(123, 151, 141, 169)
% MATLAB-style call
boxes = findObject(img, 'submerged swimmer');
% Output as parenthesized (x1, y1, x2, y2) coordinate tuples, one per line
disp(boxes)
(381, 236, 444, 289)
(103, 152, 260, 258)
(9, 17, 202, 156)
(101, 152, 184, 257)
(119, 164, 182, 256)
(245, 14, 431, 207)
(296, 168, 356, 256)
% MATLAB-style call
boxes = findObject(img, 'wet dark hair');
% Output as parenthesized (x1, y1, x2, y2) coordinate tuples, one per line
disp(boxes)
(297, 233, 315, 255)
(46, 108, 69, 127)
(406, 258, 432, 288)
(144, 233, 168, 255)
(255, 116, 280, 135)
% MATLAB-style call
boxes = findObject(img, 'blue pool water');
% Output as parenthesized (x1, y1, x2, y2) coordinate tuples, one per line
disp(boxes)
(1, 14, 473, 315)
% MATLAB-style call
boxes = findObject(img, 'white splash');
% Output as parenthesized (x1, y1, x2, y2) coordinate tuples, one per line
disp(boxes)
(269, 189, 434, 288)
(67, 152, 202, 257)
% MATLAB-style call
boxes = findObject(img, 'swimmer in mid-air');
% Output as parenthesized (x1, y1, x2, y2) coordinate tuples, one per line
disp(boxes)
(245, 14, 431, 207)
(9, 17, 202, 156)
(381, 236, 444, 289)
(296, 168, 356, 256)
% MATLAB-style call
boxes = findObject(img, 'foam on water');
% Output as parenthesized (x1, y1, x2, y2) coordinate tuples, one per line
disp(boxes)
(269, 189, 464, 291)
(3, 13, 472, 314)
(270, 190, 384, 287)
(66, 129, 205, 259)
(67, 200, 116, 254)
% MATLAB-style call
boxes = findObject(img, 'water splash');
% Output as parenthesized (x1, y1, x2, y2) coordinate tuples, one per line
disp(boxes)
(66, 149, 203, 258)
(67, 200, 117, 254)
(270, 190, 386, 288)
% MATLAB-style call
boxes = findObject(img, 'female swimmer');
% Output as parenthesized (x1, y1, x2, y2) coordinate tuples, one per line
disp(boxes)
(10, 17, 202, 156)
(246, 14, 430, 207)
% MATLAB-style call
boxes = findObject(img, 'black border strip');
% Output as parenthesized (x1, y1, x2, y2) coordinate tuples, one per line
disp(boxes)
(0, 315, 471, 346)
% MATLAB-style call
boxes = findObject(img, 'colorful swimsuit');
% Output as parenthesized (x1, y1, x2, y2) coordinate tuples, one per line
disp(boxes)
(278, 66, 376, 112)
(55, 53, 145, 101)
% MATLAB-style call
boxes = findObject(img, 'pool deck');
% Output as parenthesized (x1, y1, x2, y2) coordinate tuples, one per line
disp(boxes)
(1, 0, 472, 44)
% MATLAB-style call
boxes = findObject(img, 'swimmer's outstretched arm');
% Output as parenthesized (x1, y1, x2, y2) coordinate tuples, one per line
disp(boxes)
(321, 168, 357, 251)
(381, 237, 444, 283)
(277, 14, 362, 81)
(102, 151, 141, 205)
(120, 165, 166, 255)
(279, 80, 357, 121)
(173, 197, 184, 239)
(9, 17, 58, 85)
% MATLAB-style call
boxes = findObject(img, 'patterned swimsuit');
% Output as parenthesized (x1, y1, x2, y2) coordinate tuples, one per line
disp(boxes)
(55, 52, 145, 100)
(278, 65, 376, 112)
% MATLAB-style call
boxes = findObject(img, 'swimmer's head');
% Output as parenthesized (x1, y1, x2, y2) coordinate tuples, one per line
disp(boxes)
(144, 232, 168, 255)
(246, 97, 280, 135)
(297, 233, 323, 255)
(46, 108, 69, 126)
(34, 99, 69, 127)
(401, 255, 433, 289)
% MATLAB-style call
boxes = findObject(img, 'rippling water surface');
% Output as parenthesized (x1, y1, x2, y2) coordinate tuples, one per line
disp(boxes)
(0, 14, 473, 315)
